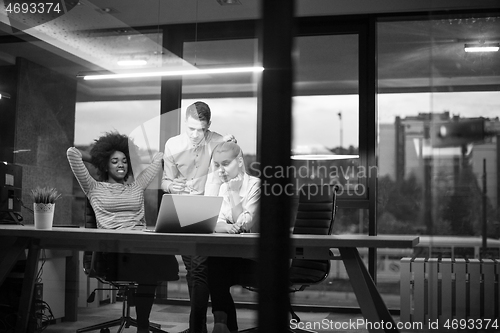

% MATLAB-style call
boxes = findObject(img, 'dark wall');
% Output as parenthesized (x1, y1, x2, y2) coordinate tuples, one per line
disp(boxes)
(0, 66, 18, 163)
(13, 57, 77, 225)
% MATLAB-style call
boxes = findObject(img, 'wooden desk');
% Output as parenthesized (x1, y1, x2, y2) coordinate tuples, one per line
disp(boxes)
(0, 225, 418, 333)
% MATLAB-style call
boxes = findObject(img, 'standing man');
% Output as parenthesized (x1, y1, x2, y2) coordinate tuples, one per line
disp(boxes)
(162, 101, 225, 333)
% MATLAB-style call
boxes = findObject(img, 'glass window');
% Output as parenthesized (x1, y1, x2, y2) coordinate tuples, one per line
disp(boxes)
(292, 35, 361, 198)
(75, 100, 161, 150)
(289, 33, 365, 308)
(180, 39, 260, 169)
(377, 15, 500, 308)
(74, 99, 162, 221)
(378, 16, 500, 238)
(69, 29, 167, 234)
(180, 97, 258, 171)
(166, 38, 260, 301)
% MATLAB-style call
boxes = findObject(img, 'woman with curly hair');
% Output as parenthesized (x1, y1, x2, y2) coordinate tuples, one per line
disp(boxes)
(67, 131, 178, 333)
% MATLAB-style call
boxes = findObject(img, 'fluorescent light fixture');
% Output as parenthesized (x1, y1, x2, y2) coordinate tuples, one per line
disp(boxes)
(78, 66, 264, 81)
(464, 43, 499, 53)
(291, 154, 359, 161)
(117, 59, 148, 66)
(217, 0, 242, 5)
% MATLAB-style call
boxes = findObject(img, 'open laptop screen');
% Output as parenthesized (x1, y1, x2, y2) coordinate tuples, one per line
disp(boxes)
(154, 194, 223, 233)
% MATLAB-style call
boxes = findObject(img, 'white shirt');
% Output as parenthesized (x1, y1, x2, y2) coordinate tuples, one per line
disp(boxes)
(216, 173, 260, 233)
(162, 131, 224, 195)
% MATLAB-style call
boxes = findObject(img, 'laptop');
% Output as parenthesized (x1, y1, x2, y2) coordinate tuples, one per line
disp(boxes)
(153, 194, 223, 233)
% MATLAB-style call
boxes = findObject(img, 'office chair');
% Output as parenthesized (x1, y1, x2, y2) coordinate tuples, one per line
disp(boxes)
(77, 199, 168, 333)
(240, 184, 338, 333)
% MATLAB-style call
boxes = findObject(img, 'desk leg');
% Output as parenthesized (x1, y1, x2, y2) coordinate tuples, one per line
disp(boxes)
(339, 247, 398, 333)
(64, 250, 79, 321)
(15, 240, 40, 333)
(0, 237, 30, 285)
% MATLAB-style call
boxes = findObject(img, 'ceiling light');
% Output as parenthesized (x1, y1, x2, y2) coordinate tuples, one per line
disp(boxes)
(98, 7, 118, 14)
(464, 43, 499, 53)
(0, 92, 11, 99)
(78, 66, 264, 81)
(291, 154, 359, 161)
(117, 59, 148, 66)
(216, 0, 242, 5)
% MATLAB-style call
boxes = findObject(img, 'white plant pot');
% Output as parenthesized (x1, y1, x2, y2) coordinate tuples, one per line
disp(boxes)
(33, 203, 55, 230)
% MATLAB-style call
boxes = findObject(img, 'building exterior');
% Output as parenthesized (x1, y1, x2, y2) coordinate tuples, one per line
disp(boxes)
(379, 112, 500, 236)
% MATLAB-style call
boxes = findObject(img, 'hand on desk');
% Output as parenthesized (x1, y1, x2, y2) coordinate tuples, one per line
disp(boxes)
(223, 220, 245, 234)
(224, 220, 246, 234)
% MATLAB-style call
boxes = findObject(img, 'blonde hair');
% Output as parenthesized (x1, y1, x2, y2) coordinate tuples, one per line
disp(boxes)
(212, 141, 246, 173)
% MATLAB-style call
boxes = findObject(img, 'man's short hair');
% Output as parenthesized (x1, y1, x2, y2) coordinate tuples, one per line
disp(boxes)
(186, 101, 211, 123)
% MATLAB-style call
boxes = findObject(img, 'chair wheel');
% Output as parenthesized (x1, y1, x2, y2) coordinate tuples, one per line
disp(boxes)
(100, 328, 110, 333)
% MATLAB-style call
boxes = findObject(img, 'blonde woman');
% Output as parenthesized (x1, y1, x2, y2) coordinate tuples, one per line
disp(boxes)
(207, 141, 260, 333)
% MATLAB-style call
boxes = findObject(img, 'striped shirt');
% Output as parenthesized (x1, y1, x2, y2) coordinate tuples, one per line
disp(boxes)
(67, 147, 162, 230)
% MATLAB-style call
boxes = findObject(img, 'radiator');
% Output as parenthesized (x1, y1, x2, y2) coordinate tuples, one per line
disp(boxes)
(400, 257, 500, 323)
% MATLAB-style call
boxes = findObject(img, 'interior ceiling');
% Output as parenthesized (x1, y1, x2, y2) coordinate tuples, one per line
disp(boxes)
(0, 0, 499, 101)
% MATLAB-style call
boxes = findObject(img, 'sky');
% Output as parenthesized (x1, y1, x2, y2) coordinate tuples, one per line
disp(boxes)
(75, 91, 499, 155)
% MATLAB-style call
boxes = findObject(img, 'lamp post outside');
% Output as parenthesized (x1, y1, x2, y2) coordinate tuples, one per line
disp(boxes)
(338, 111, 343, 149)
(482, 158, 487, 258)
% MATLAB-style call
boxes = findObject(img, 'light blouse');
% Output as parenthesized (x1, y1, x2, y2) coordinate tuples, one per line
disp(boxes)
(216, 173, 260, 233)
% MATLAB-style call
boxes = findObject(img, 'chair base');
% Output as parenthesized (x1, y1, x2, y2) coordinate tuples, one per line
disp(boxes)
(76, 315, 167, 333)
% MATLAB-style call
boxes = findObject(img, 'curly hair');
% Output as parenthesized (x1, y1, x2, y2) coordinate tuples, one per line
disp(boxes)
(90, 131, 137, 181)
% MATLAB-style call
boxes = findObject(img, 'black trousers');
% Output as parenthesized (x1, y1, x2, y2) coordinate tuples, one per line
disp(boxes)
(182, 255, 210, 333)
(207, 257, 258, 332)
(104, 253, 179, 329)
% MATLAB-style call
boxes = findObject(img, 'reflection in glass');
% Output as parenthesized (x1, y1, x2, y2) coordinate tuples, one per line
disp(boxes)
(377, 16, 500, 308)
(378, 17, 500, 239)
(75, 101, 161, 151)
(292, 35, 360, 196)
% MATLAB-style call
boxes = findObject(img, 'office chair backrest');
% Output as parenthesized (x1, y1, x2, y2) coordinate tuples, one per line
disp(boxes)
(289, 185, 337, 285)
(83, 198, 117, 281)
(84, 198, 98, 229)
(292, 185, 337, 235)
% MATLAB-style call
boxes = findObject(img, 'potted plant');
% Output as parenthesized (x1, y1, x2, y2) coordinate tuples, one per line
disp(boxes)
(31, 186, 61, 229)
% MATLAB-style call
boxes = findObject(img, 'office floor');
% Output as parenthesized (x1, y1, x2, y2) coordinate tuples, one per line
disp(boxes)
(41, 301, 498, 333)
(42, 302, 372, 333)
